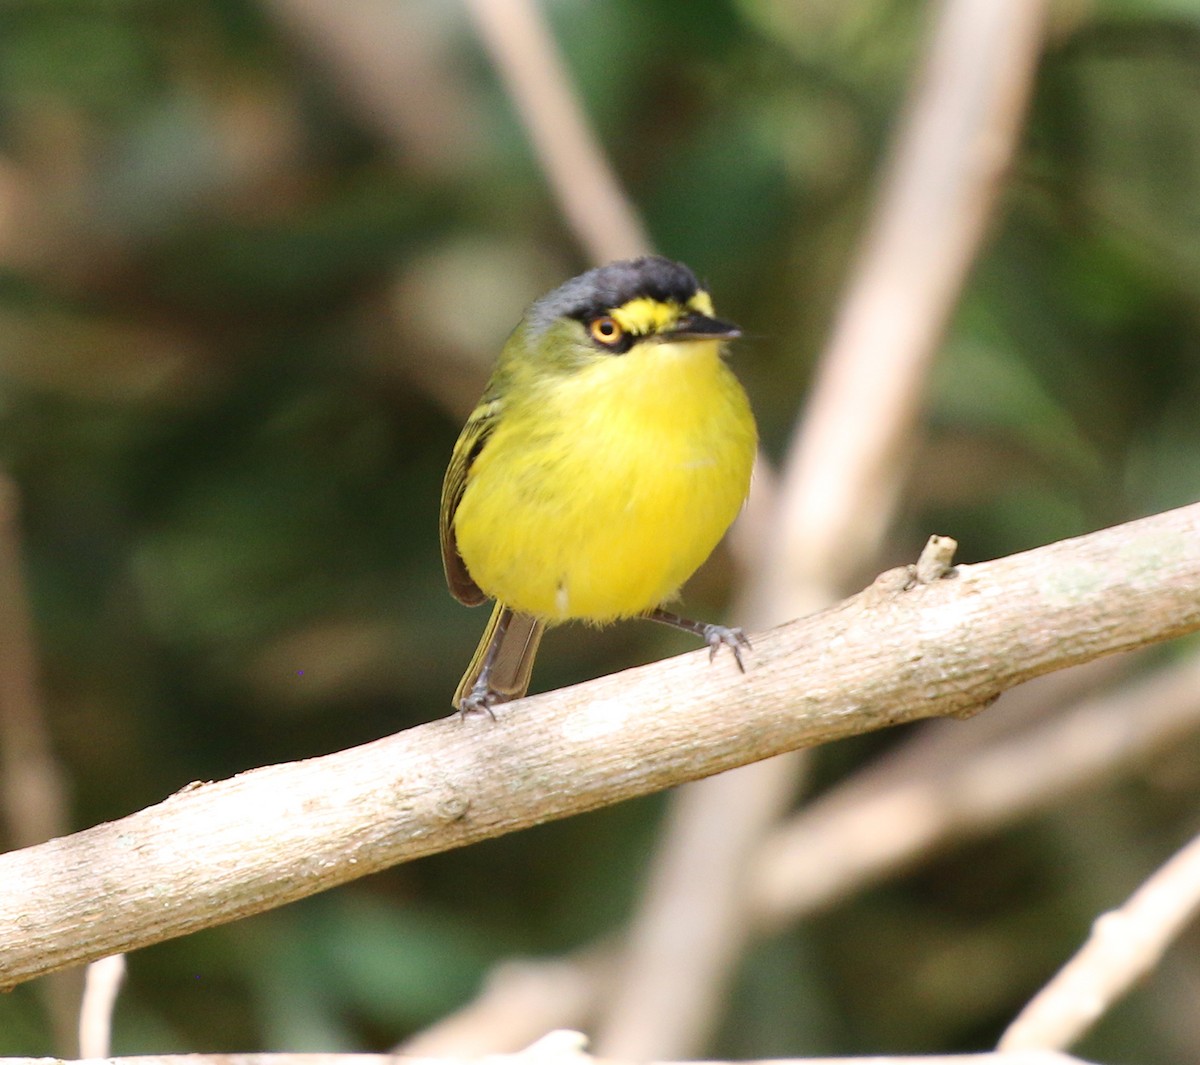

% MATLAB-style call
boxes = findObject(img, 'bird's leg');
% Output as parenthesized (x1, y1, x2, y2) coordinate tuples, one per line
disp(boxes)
(644, 607, 751, 672)
(457, 607, 514, 719)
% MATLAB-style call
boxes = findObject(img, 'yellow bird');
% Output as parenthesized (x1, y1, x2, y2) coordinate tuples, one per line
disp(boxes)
(440, 255, 757, 714)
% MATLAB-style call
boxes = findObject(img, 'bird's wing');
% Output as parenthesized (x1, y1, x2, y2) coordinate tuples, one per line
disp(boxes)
(439, 395, 503, 606)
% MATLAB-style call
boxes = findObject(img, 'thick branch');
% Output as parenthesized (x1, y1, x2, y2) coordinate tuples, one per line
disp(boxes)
(1, 503, 1198, 988)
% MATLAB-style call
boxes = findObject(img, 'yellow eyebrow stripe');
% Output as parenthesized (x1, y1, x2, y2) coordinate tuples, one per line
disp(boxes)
(610, 298, 676, 335)
(609, 290, 715, 334)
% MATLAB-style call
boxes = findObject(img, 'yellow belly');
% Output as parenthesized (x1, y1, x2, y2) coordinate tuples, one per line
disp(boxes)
(453, 340, 756, 623)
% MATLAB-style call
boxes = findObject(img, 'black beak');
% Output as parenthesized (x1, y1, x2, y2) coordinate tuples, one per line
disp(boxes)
(664, 312, 742, 342)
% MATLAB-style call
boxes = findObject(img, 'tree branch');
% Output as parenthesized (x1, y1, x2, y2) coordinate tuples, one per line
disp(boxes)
(464, 0, 651, 263)
(393, 656, 1180, 1057)
(998, 826, 1200, 1052)
(744, 0, 1047, 620)
(0, 473, 84, 1051)
(750, 648, 1200, 925)
(608, 0, 1048, 1052)
(0, 1052, 1099, 1065)
(1, 503, 1198, 989)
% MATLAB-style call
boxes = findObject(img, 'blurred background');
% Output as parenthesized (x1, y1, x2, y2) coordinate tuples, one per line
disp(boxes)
(1, 0, 1200, 1061)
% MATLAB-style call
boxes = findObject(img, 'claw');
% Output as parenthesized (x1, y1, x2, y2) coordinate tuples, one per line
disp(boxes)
(702, 624, 751, 672)
(456, 682, 501, 721)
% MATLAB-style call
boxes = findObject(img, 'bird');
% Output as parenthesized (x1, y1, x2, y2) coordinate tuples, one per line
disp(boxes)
(440, 255, 757, 715)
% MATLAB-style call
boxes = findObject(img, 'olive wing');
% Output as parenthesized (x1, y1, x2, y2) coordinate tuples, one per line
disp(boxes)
(439, 397, 502, 606)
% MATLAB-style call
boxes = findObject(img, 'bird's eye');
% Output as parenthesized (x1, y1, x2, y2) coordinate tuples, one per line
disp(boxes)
(589, 316, 623, 347)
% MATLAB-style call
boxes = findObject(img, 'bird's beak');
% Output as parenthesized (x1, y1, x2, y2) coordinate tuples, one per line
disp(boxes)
(664, 312, 742, 342)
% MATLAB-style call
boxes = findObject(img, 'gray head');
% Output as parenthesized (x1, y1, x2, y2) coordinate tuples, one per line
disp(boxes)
(525, 256, 706, 338)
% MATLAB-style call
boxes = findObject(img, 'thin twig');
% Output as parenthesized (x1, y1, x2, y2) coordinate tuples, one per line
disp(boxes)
(398, 949, 613, 1057)
(464, 0, 651, 263)
(78, 954, 126, 1058)
(0, 502, 1197, 990)
(594, 756, 804, 1057)
(0, 477, 69, 875)
(0, 474, 81, 1052)
(259, 0, 481, 172)
(998, 828, 1200, 1052)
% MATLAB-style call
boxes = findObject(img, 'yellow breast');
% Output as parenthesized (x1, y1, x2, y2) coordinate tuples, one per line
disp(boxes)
(453, 339, 756, 623)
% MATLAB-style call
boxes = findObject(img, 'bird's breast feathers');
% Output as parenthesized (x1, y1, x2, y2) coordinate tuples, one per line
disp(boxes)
(454, 340, 755, 621)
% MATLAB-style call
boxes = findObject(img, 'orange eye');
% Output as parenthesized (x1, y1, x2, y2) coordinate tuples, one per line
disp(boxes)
(589, 316, 623, 346)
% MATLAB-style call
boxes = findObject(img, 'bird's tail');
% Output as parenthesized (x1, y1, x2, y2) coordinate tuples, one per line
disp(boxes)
(453, 602, 545, 711)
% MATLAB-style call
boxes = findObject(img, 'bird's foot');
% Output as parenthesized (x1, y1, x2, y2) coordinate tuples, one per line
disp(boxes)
(456, 682, 504, 721)
(701, 623, 751, 672)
